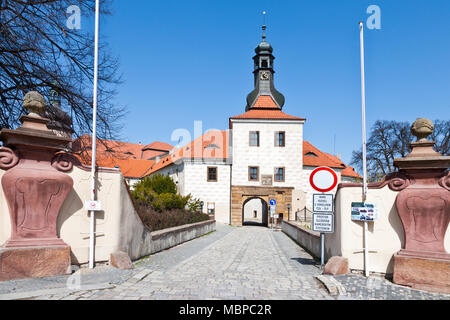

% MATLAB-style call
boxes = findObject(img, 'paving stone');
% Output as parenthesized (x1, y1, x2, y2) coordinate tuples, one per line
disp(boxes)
(4, 223, 447, 300)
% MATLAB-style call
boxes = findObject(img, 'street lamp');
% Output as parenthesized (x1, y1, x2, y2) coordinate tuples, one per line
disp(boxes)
(200, 201, 204, 213)
(287, 204, 291, 221)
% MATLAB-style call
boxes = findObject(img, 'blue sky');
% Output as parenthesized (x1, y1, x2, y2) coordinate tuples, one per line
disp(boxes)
(100, 0, 450, 168)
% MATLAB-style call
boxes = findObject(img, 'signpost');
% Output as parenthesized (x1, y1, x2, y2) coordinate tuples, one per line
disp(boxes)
(88, 0, 100, 269)
(310, 167, 338, 268)
(359, 21, 370, 277)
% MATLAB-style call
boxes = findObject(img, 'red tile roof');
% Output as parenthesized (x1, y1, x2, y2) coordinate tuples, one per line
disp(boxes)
(303, 140, 361, 178)
(72, 135, 173, 178)
(253, 95, 278, 108)
(303, 141, 343, 168)
(146, 130, 230, 176)
(230, 109, 306, 123)
(323, 152, 361, 179)
(72, 135, 173, 161)
(142, 141, 173, 152)
(98, 158, 155, 178)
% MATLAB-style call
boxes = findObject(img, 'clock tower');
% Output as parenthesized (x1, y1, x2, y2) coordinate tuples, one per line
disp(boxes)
(246, 24, 285, 111)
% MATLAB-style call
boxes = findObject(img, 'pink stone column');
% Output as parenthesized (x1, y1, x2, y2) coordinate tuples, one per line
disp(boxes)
(0, 91, 73, 281)
(391, 118, 450, 293)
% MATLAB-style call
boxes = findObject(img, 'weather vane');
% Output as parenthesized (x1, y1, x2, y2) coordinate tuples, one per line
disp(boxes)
(262, 10, 267, 41)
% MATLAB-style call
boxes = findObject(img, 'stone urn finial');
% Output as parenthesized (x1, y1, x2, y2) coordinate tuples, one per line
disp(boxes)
(23, 91, 46, 117)
(411, 118, 434, 142)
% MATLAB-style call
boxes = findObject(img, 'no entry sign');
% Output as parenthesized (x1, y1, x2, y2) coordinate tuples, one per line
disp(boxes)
(309, 167, 338, 193)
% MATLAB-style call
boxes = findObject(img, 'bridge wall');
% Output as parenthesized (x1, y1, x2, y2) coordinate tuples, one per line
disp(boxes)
(327, 184, 450, 274)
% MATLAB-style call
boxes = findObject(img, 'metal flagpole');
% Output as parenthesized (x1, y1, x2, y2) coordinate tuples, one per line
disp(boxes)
(89, 0, 100, 269)
(359, 21, 369, 278)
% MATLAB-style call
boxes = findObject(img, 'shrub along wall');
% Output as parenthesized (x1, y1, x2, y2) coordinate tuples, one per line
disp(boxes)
(129, 173, 211, 232)
(136, 205, 211, 232)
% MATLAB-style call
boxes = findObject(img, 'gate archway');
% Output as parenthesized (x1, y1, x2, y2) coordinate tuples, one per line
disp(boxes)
(242, 197, 268, 227)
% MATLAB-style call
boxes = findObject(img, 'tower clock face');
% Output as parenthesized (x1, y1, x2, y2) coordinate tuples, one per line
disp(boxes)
(260, 71, 270, 80)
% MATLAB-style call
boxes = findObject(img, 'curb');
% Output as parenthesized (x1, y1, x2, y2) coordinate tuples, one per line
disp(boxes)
(125, 269, 153, 284)
(315, 275, 347, 296)
(0, 283, 115, 300)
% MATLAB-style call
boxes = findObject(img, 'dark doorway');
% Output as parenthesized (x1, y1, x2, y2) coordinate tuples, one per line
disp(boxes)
(242, 197, 268, 227)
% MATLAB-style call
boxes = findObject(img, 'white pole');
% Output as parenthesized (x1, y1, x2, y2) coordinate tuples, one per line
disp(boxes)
(359, 21, 369, 277)
(89, 0, 100, 269)
(321, 233, 325, 269)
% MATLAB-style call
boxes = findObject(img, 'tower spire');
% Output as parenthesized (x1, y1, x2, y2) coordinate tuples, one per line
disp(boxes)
(245, 15, 285, 111)
(262, 11, 267, 41)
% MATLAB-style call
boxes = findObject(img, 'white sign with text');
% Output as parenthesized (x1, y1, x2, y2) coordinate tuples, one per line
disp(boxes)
(313, 194, 334, 213)
(312, 213, 334, 233)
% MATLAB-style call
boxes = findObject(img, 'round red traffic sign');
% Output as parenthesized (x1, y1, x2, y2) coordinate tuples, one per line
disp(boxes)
(309, 167, 338, 193)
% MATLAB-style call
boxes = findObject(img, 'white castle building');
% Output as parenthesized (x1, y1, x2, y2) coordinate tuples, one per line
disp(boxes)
(144, 27, 361, 226)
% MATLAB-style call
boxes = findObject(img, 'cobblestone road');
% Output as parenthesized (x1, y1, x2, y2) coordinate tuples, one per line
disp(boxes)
(33, 225, 332, 300)
(3, 224, 448, 300)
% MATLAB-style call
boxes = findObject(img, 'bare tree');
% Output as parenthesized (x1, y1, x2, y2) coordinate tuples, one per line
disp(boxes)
(0, 0, 124, 140)
(351, 120, 450, 180)
(429, 120, 450, 156)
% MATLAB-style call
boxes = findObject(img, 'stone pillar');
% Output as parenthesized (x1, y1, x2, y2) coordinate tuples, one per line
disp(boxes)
(392, 118, 450, 293)
(0, 92, 73, 281)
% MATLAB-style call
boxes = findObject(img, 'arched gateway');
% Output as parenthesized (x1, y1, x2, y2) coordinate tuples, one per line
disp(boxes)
(231, 186, 293, 226)
(242, 197, 269, 226)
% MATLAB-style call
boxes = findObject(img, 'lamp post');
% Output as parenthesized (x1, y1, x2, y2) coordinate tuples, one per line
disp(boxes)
(287, 204, 291, 221)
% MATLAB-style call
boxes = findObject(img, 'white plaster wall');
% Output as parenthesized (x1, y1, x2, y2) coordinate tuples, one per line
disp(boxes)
(292, 189, 307, 218)
(243, 198, 264, 220)
(231, 120, 304, 190)
(183, 162, 231, 224)
(126, 178, 140, 190)
(342, 176, 358, 183)
(327, 186, 450, 274)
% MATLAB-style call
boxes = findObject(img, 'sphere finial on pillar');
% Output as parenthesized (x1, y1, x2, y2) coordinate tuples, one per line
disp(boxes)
(23, 91, 47, 115)
(411, 118, 434, 142)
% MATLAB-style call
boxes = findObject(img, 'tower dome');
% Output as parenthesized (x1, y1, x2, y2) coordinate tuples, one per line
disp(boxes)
(255, 41, 273, 54)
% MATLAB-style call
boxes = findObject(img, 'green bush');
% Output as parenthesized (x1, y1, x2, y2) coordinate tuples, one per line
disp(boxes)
(131, 174, 201, 213)
(187, 197, 202, 212)
(151, 193, 190, 212)
(133, 174, 177, 196)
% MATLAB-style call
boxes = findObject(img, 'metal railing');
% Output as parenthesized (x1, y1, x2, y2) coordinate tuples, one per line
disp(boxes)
(294, 207, 313, 223)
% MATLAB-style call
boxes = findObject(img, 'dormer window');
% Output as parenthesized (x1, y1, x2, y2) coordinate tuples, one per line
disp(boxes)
(305, 152, 318, 157)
